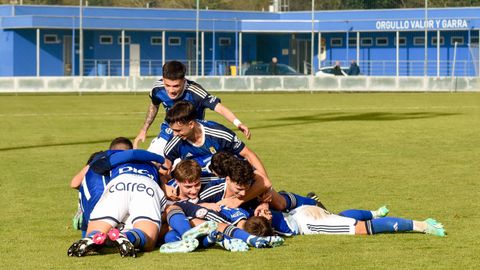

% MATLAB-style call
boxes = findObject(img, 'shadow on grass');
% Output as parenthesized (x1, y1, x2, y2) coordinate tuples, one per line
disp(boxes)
(0, 135, 155, 152)
(250, 111, 460, 130)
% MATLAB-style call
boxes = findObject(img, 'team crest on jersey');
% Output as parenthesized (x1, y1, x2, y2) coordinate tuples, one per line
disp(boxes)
(195, 208, 208, 218)
(209, 147, 217, 154)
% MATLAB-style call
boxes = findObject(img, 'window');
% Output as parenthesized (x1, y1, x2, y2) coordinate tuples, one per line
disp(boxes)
(413, 37, 425, 46)
(376, 37, 388, 46)
(168, 37, 181, 46)
(361, 38, 373, 46)
(44, 34, 59, 44)
(394, 37, 406, 46)
(330, 38, 343, 47)
(432, 36, 444, 46)
(471, 36, 479, 45)
(451, 36, 464, 45)
(219, 37, 231, 46)
(117, 36, 131, 45)
(348, 38, 357, 47)
(99, 35, 113, 45)
(151, 36, 162, 45)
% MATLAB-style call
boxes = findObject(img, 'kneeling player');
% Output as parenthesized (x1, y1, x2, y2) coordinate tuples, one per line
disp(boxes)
(67, 150, 167, 257)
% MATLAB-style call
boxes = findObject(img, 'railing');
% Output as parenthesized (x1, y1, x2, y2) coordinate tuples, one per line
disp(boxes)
(83, 59, 238, 77)
(321, 60, 479, 77)
(83, 59, 479, 77)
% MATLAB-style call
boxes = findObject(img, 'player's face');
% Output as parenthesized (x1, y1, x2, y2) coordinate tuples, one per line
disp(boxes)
(177, 180, 201, 200)
(226, 177, 250, 199)
(163, 78, 185, 100)
(170, 121, 194, 140)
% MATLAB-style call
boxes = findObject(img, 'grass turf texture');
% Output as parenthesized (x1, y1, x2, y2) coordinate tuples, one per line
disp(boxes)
(0, 92, 479, 269)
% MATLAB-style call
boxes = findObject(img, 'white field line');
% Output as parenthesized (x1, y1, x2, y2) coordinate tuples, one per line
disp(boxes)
(0, 105, 478, 117)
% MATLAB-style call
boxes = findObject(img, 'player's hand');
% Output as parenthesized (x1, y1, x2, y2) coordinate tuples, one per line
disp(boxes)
(254, 202, 269, 217)
(133, 130, 147, 149)
(238, 124, 251, 140)
(164, 185, 179, 201)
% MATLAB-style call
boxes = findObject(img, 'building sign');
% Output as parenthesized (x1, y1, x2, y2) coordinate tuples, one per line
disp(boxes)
(376, 19, 468, 31)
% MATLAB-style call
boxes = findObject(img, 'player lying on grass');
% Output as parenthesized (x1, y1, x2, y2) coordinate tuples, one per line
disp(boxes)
(161, 100, 268, 181)
(67, 147, 168, 257)
(244, 204, 446, 237)
(134, 60, 250, 155)
(70, 137, 133, 237)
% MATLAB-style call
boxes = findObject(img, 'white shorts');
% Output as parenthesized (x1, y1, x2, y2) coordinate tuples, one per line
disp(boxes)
(290, 206, 356, 235)
(90, 174, 166, 230)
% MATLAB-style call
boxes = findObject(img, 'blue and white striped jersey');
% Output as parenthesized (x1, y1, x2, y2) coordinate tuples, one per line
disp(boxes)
(164, 120, 245, 164)
(198, 179, 227, 203)
(150, 79, 221, 121)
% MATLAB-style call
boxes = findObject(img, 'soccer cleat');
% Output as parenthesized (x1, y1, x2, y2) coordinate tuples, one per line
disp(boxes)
(182, 220, 218, 241)
(306, 192, 328, 210)
(424, 218, 446, 237)
(376, 205, 390, 218)
(262, 236, 284, 248)
(159, 238, 199, 253)
(67, 232, 105, 257)
(107, 228, 137, 258)
(220, 238, 249, 252)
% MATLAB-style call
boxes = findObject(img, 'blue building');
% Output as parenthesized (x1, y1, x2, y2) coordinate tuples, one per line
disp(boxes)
(0, 4, 479, 77)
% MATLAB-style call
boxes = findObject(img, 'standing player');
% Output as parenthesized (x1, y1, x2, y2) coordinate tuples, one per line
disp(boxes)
(134, 60, 250, 155)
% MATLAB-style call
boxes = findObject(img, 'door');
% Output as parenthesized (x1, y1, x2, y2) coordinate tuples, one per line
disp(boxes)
(63, 36, 72, 76)
(186, 38, 197, 75)
(129, 44, 140, 76)
(297, 39, 311, 74)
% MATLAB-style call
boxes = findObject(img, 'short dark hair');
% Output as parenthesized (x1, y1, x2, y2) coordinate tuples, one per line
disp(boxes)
(244, 216, 274, 237)
(227, 158, 255, 187)
(165, 101, 197, 125)
(163, 61, 186, 80)
(172, 160, 201, 183)
(209, 151, 236, 178)
(109, 137, 133, 150)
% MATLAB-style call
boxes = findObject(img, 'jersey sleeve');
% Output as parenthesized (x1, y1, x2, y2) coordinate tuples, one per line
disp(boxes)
(219, 126, 245, 155)
(109, 149, 165, 167)
(149, 87, 163, 106)
(189, 81, 221, 110)
(164, 137, 181, 163)
(174, 201, 230, 224)
(198, 180, 225, 203)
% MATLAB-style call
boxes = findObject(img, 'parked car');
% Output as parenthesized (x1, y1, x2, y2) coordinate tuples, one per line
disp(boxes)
(244, 63, 302, 76)
(315, 66, 350, 76)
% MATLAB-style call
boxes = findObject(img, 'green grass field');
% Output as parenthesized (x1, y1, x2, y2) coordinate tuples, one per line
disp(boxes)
(1, 92, 479, 269)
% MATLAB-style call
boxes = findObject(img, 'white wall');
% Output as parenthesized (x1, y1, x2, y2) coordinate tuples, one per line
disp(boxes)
(0, 76, 479, 93)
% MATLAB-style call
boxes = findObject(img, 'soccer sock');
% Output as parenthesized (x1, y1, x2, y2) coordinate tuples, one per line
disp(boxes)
(167, 208, 192, 236)
(280, 192, 317, 210)
(124, 228, 147, 249)
(339, 209, 374, 221)
(367, 217, 413, 234)
(164, 230, 181, 243)
(412, 220, 427, 233)
(223, 225, 256, 246)
(200, 236, 216, 248)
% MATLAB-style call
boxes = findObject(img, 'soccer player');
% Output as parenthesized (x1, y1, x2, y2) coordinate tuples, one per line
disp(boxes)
(67, 147, 167, 257)
(244, 205, 446, 238)
(133, 60, 250, 155)
(162, 100, 267, 178)
(70, 137, 133, 237)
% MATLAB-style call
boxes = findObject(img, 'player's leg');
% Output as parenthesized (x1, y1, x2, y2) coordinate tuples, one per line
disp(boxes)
(219, 222, 284, 248)
(357, 217, 446, 237)
(339, 206, 389, 220)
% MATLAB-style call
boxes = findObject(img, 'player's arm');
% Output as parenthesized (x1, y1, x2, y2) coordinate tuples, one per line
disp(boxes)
(134, 102, 159, 148)
(70, 165, 89, 189)
(239, 146, 269, 178)
(218, 171, 272, 208)
(214, 103, 251, 139)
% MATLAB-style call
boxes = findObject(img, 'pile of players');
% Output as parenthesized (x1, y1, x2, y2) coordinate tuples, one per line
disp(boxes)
(67, 61, 446, 258)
